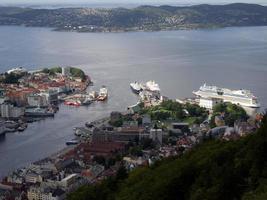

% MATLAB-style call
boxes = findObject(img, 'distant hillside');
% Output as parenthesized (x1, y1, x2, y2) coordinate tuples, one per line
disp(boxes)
(68, 115, 267, 200)
(0, 3, 267, 32)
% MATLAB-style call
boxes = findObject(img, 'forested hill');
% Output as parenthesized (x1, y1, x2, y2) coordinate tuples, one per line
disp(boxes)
(68, 114, 267, 200)
(0, 3, 267, 32)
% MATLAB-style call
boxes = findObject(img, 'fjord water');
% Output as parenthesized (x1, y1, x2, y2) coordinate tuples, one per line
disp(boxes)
(0, 26, 267, 177)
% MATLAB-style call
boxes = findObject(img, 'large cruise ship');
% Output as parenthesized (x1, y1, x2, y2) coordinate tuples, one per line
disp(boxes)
(193, 83, 260, 108)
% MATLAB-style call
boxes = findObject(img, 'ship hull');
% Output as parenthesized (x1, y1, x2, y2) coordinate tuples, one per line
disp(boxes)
(25, 112, 54, 117)
(193, 91, 260, 108)
(130, 86, 142, 94)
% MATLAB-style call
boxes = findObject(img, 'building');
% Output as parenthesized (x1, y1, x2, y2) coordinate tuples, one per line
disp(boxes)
(234, 121, 256, 137)
(208, 126, 229, 139)
(27, 186, 65, 200)
(127, 103, 141, 114)
(0, 103, 25, 118)
(169, 123, 190, 136)
(0, 88, 6, 104)
(27, 94, 48, 107)
(199, 97, 223, 110)
(62, 67, 71, 77)
(25, 172, 43, 184)
(150, 129, 163, 144)
(40, 89, 58, 105)
(60, 174, 78, 188)
(215, 115, 225, 127)
(142, 114, 152, 127)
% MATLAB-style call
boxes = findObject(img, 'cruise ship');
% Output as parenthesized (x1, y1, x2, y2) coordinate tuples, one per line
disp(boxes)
(193, 83, 260, 108)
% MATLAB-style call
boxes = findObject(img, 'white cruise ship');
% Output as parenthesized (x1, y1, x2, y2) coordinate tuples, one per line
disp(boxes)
(193, 83, 260, 108)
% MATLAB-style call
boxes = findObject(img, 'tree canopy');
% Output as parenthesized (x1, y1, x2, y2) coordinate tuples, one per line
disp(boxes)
(211, 102, 248, 127)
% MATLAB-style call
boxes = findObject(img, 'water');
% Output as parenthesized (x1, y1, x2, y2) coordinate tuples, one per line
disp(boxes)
(0, 25, 267, 177)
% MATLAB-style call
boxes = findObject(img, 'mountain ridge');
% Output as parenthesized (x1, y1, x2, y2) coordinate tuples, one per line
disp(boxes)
(0, 3, 267, 32)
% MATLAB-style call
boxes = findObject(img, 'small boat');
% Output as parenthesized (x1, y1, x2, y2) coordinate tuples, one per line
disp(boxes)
(82, 97, 92, 105)
(66, 139, 79, 145)
(85, 122, 94, 128)
(64, 100, 81, 106)
(97, 86, 108, 101)
(74, 129, 82, 136)
(18, 126, 27, 132)
(89, 91, 98, 99)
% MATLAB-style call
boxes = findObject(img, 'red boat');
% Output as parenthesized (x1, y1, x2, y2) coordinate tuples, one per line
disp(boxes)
(64, 100, 81, 106)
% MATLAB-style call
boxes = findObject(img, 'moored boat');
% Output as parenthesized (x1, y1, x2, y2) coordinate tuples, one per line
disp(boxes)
(130, 81, 143, 94)
(193, 83, 260, 108)
(66, 139, 79, 145)
(25, 107, 54, 117)
(64, 100, 81, 106)
(97, 86, 108, 101)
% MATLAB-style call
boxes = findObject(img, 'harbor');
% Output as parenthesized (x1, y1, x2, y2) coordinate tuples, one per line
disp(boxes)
(0, 25, 267, 197)
(0, 66, 96, 135)
(0, 77, 264, 199)
(62, 85, 108, 106)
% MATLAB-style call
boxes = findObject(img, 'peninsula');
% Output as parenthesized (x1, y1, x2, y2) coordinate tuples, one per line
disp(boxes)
(0, 66, 91, 133)
(0, 3, 267, 32)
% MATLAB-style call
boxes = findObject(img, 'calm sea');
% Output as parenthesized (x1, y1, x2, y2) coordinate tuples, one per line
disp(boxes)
(0, 26, 267, 177)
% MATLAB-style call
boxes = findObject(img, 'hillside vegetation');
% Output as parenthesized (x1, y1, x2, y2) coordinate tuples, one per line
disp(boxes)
(0, 3, 267, 32)
(42, 67, 86, 80)
(68, 114, 267, 200)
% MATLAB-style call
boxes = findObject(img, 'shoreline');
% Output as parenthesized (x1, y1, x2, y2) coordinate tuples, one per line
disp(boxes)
(2, 24, 267, 33)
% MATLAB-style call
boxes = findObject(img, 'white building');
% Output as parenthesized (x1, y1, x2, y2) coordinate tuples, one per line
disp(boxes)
(60, 174, 78, 188)
(150, 129, 163, 144)
(62, 67, 71, 76)
(27, 186, 65, 200)
(25, 173, 43, 184)
(199, 97, 223, 110)
(27, 94, 47, 107)
(0, 104, 25, 118)
(40, 90, 58, 105)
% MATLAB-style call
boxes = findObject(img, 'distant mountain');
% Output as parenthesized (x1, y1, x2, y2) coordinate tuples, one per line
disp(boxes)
(0, 3, 267, 32)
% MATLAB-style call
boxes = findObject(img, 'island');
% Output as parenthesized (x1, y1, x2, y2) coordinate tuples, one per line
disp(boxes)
(0, 3, 267, 32)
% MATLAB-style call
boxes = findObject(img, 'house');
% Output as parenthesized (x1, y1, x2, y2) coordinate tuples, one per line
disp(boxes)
(169, 123, 190, 136)
(199, 97, 223, 110)
(25, 172, 43, 184)
(142, 114, 151, 126)
(127, 103, 141, 114)
(208, 126, 228, 139)
(40, 89, 58, 105)
(215, 115, 225, 127)
(150, 129, 163, 144)
(27, 93, 48, 107)
(234, 121, 256, 137)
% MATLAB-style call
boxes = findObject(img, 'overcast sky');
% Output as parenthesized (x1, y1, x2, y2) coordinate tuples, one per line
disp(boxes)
(1, 0, 266, 6)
